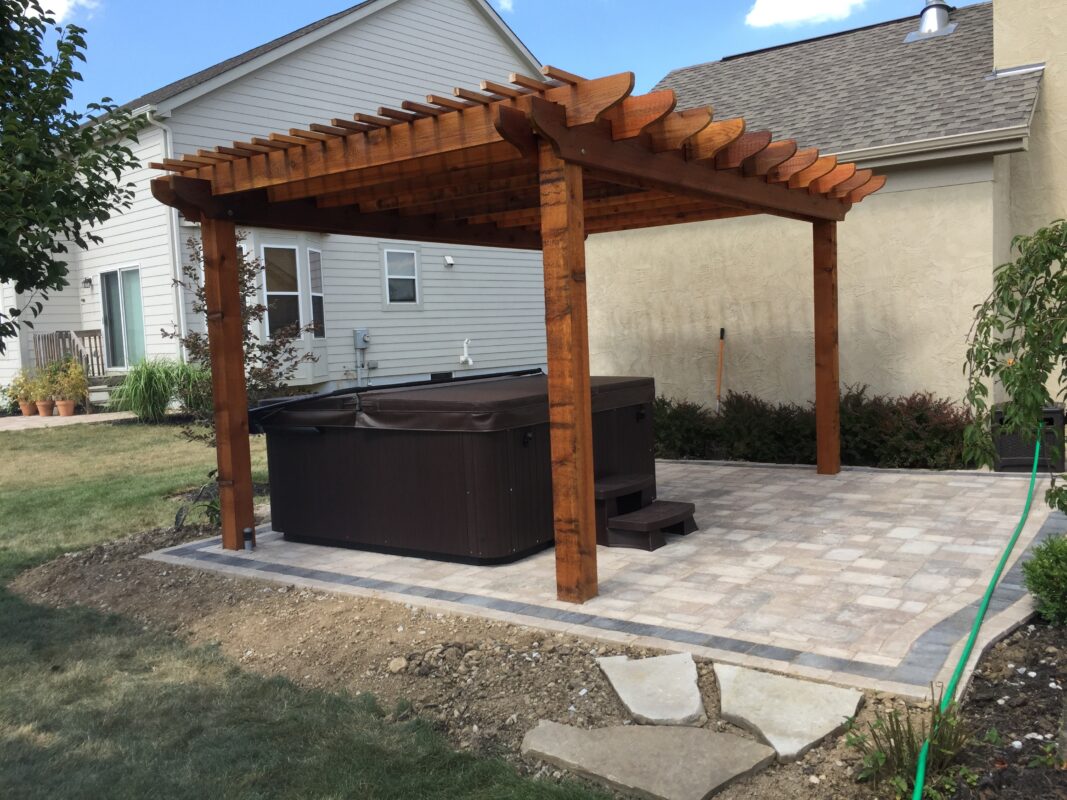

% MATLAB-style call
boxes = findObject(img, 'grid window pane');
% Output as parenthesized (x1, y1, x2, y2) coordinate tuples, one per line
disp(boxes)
(311, 295, 325, 339)
(388, 277, 417, 303)
(309, 250, 323, 293)
(264, 247, 298, 292)
(267, 295, 301, 337)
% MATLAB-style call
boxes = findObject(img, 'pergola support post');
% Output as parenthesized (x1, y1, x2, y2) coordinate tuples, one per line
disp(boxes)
(813, 219, 841, 475)
(538, 142, 598, 603)
(201, 216, 256, 549)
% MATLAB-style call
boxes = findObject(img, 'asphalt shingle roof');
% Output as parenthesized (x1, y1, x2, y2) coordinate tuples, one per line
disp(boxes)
(655, 3, 1042, 155)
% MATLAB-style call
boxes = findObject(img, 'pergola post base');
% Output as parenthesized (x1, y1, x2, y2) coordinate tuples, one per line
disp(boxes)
(538, 142, 598, 603)
(201, 217, 256, 550)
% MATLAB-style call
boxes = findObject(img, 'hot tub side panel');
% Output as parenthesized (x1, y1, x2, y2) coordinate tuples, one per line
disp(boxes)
(266, 425, 555, 562)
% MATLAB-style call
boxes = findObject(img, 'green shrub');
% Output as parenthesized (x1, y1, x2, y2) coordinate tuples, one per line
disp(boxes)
(172, 361, 214, 419)
(654, 386, 971, 470)
(53, 358, 89, 402)
(1023, 535, 1067, 625)
(109, 359, 178, 423)
(652, 396, 718, 459)
(846, 693, 974, 799)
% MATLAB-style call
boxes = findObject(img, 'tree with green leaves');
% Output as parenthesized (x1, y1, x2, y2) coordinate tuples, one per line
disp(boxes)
(1, 0, 143, 353)
(964, 219, 1067, 511)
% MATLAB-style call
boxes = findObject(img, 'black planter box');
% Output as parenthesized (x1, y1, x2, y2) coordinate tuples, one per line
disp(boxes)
(253, 374, 655, 563)
(993, 406, 1065, 473)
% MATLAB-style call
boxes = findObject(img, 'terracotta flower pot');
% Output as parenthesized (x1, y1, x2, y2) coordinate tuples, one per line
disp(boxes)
(56, 399, 77, 417)
(18, 400, 37, 417)
(35, 400, 55, 417)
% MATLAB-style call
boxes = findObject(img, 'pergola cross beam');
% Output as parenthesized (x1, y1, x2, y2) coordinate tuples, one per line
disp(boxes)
(150, 66, 885, 602)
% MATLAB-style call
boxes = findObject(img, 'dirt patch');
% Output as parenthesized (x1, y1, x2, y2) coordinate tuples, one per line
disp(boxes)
(11, 528, 1065, 799)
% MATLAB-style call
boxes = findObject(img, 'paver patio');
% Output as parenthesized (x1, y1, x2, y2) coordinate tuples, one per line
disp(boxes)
(148, 461, 1063, 697)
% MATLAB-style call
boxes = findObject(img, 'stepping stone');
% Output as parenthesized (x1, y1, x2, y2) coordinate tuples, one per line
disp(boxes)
(597, 653, 707, 726)
(713, 664, 864, 762)
(521, 720, 775, 800)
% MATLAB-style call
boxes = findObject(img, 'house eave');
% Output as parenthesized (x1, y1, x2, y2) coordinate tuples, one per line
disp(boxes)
(833, 126, 1032, 169)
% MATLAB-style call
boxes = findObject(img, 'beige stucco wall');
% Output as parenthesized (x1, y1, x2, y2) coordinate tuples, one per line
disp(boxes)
(995, 0, 1067, 237)
(586, 161, 998, 405)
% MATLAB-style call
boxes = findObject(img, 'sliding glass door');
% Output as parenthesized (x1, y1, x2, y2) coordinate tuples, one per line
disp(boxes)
(101, 268, 146, 369)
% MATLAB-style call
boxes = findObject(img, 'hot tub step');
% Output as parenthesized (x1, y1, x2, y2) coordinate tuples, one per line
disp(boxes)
(606, 500, 697, 551)
(595, 473, 655, 500)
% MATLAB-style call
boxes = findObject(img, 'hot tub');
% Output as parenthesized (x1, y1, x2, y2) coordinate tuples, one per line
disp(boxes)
(252, 373, 655, 563)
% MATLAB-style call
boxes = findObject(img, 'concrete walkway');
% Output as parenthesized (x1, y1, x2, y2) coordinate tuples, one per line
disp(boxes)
(148, 461, 1061, 697)
(0, 410, 134, 431)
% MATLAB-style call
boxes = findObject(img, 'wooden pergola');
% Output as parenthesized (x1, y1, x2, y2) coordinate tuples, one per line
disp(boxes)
(151, 66, 884, 604)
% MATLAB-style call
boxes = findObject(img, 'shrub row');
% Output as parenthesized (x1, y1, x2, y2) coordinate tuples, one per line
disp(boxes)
(653, 386, 971, 470)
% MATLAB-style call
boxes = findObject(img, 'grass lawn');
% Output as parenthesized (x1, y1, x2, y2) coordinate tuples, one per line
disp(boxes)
(0, 422, 603, 799)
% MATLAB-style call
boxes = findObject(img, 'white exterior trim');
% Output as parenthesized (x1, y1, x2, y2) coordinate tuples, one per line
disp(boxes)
(836, 126, 1033, 169)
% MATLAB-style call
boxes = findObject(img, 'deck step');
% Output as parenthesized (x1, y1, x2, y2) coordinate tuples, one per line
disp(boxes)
(595, 473, 655, 500)
(608, 500, 696, 532)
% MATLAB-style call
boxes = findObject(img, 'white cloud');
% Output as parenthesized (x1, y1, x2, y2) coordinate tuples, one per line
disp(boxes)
(745, 0, 866, 28)
(497, 0, 514, 11)
(37, 0, 99, 22)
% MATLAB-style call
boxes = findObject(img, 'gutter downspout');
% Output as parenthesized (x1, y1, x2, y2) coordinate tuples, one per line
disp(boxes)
(143, 108, 189, 361)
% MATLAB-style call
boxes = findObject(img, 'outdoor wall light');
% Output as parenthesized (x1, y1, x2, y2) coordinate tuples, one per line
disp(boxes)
(81, 276, 93, 289)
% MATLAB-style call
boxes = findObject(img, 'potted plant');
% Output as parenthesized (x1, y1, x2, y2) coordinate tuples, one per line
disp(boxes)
(33, 368, 56, 417)
(54, 360, 88, 417)
(5, 369, 37, 416)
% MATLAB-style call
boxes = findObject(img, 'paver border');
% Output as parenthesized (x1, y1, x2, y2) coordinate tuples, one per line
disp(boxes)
(147, 511, 1064, 697)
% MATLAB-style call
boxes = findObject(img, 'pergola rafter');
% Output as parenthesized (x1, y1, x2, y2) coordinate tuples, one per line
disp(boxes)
(151, 65, 884, 604)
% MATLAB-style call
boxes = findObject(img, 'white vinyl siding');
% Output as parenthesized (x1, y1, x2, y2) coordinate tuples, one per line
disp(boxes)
(167, 0, 535, 156)
(69, 126, 177, 363)
(320, 236, 545, 382)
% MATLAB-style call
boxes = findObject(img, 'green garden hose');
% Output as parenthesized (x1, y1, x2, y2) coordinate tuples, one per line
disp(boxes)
(911, 426, 1043, 799)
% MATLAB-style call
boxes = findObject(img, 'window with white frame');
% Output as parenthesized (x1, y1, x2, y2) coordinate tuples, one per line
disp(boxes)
(308, 248, 326, 338)
(383, 249, 418, 305)
(263, 246, 301, 338)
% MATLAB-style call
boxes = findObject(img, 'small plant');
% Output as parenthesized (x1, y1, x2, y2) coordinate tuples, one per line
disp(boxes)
(846, 689, 972, 799)
(109, 359, 178, 423)
(171, 361, 214, 419)
(53, 358, 88, 402)
(3, 367, 35, 405)
(1028, 741, 1061, 769)
(174, 471, 222, 529)
(28, 361, 67, 403)
(1022, 535, 1067, 625)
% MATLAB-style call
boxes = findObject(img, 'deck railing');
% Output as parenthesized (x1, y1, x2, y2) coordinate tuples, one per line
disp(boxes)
(32, 329, 107, 378)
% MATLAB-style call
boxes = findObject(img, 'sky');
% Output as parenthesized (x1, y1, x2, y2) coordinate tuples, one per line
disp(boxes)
(55, 0, 990, 112)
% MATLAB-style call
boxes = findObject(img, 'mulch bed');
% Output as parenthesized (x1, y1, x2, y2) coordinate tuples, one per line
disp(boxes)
(956, 621, 1067, 798)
